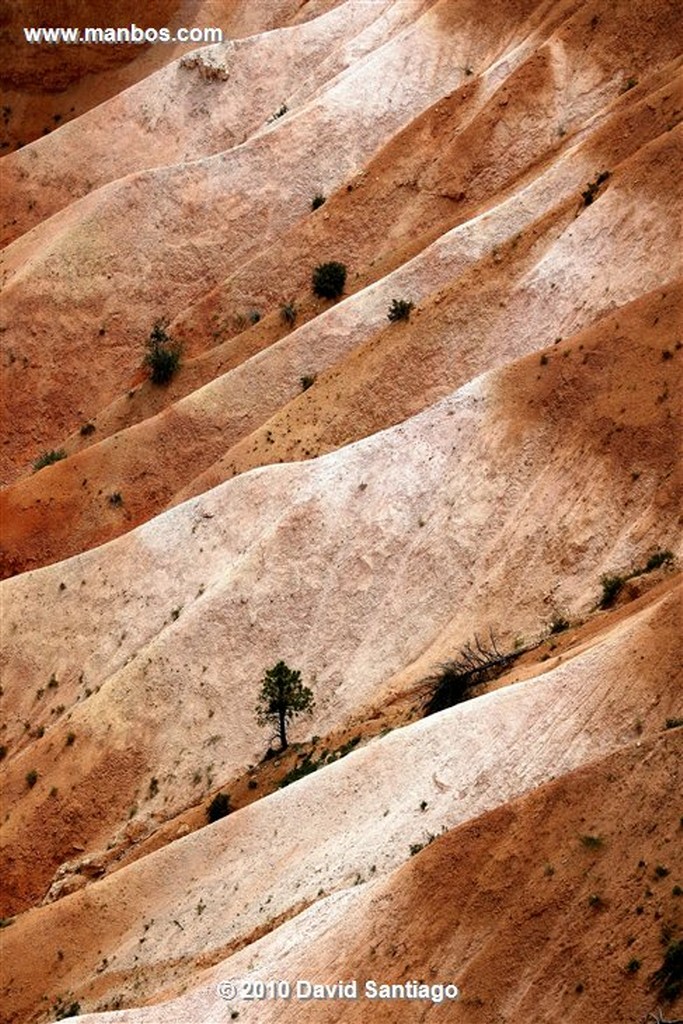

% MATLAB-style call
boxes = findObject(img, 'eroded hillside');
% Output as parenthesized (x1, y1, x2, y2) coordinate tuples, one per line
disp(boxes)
(0, 2, 681, 1023)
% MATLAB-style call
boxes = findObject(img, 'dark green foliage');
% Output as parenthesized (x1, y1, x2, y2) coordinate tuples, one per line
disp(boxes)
(599, 573, 625, 608)
(645, 549, 675, 572)
(626, 958, 641, 973)
(387, 298, 414, 322)
(300, 374, 316, 391)
(280, 302, 297, 327)
(207, 792, 231, 822)
(33, 449, 67, 472)
(248, 310, 261, 324)
(65, 731, 76, 746)
(580, 833, 603, 850)
(80, 422, 95, 436)
(271, 103, 288, 120)
(108, 492, 123, 507)
(256, 661, 314, 751)
(665, 718, 683, 730)
(311, 193, 326, 210)
(425, 633, 517, 715)
(312, 261, 346, 300)
(652, 938, 683, 1001)
(143, 321, 182, 385)
(26, 769, 38, 788)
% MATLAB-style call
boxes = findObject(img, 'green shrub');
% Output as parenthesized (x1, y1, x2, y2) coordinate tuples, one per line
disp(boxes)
(143, 321, 182, 385)
(301, 374, 316, 391)
(665, 718, 683, 730)
(626, 958, 641, 973)
(33, 449, 67, 472)
(312, 261, 346, 300)
(80, 422, 95, 436)
(26, 769, 38, 788)
(311, 193, 326, 211)
(580, 833, 603, 850)
(281, 302, 297, 327)
(387, 298, 414, 322)
(108, 492, 123, 507)
(645, 549, 674, 572)
(599, 573, 625, 608)
(248, 310, 261, 324)
(207, 791, 231, 822)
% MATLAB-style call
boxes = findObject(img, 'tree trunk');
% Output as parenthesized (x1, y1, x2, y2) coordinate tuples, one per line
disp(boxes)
(278, 706, 288, 750)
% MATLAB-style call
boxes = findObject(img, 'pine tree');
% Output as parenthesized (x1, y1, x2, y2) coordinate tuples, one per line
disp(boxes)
(255, 661, 314, 751)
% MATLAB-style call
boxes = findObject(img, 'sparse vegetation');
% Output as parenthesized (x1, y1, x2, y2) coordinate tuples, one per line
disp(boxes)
(312, 261, 346, 300)
(143, 321, 182, 385)
(148, 776, 159, 797)
(270, 103, 288, 120)
(652, 938, 683, 1001)
(581, 171, 610, 207)
(65, 731, 76, 746)
(207, 792, 231, 822)
(80, 422, 95, 436)
(248, 310, 261, 324)
(280, 302, 297, 327)
(255, 661, 315, 751)
(33, 449, 67, 472)
(54, 1001, 81, 1020)
(311, 193, 326, 210)
(580, 833, 604, 850)
(301, 374, 316, 391)
(26, 769, 38, 788)
(108, 492, 123, 507)
(645, 549, 675, 572)
(626, 958, 641, 973)
(599, 573, 625, 608)
(425, 633, 518, 715)
(598, 550, 675, 610)
(387, 298, 414, 322)
(549, 614, 570, 634)
(278, 736, 360, 788)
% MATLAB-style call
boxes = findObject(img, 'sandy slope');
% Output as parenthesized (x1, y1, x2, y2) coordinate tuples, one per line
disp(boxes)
(2, 582, 680, 1023)
(1, 2, 682, 1022)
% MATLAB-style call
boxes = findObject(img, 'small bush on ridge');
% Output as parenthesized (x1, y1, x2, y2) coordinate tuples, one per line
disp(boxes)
(33, 449, 67, 472)
(387, 298, 414, 322)
(312, 261, 346, 300)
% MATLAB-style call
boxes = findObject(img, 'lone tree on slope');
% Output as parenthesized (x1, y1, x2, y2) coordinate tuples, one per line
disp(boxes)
(255, 661, 314, 751)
